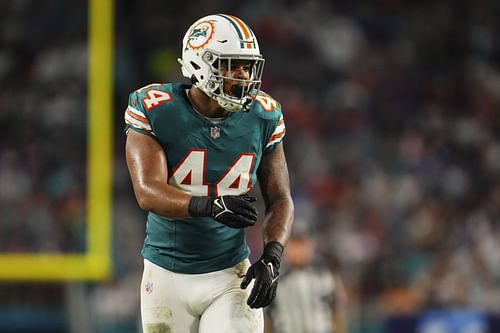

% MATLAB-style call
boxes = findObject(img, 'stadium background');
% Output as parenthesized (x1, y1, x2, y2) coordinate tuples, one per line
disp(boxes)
(1, 0, 500, 332)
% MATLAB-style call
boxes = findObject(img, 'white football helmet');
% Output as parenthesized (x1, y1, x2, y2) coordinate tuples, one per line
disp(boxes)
(178, 14, 265, 112)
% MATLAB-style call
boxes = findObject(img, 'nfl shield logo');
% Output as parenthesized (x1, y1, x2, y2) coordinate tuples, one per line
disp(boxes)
(145, 282, 153, 294)
(210, 126, 221, 139)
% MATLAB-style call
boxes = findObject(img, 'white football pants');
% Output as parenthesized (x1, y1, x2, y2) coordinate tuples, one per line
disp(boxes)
(141, 259, 263, 333)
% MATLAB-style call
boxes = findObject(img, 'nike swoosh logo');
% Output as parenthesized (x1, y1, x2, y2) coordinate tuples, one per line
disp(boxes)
(214, 199, 224, 210)
(267, 262, 279, 284)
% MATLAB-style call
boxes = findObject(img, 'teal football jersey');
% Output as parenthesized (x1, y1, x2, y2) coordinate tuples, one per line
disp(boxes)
(124, 83, 286, 274)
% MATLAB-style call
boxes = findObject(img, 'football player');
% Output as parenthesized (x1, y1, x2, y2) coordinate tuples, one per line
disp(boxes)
(124, 14, 294, 333)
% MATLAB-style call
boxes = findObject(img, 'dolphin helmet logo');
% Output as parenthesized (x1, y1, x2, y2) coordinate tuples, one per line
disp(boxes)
(186, 21, 215, 50)
(190, 28, 207, 39)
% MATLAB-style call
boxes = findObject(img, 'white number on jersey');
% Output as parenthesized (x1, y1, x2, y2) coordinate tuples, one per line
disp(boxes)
(215, 154, 255, 196)
(255, 95, 278, 112)
(142, 89, 172, 111)
(170, 151, 255, 196)
(171, 150, 209, 196)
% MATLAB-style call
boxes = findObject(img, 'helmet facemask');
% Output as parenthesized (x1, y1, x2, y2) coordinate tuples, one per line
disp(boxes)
(202, 52, 265, 112)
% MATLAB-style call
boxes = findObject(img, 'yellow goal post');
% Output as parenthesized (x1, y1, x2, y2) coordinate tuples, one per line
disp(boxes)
(0, 0, 114, 281)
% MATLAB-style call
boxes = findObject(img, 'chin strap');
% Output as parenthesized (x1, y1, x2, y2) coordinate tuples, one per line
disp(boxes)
(216, 96, 243, 112)
(178, 57, 247, 112)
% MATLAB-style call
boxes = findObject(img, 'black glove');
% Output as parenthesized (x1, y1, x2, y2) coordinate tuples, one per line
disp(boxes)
(188, 195, 258, 228)
(240, 241, 284, 308)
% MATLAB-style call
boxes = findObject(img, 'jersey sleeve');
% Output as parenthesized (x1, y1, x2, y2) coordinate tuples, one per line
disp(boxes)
(124, 90, 155, 137)
(264, 112, 285, 154)
(254, 93, 285, 154)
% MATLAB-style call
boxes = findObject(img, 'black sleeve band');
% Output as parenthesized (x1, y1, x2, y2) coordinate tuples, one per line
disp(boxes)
(188, 196, 212, 217)
(262, 241, 284, 269)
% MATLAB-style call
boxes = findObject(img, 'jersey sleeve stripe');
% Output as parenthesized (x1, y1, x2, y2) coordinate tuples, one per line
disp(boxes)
(273, 123, 285, 134)
(265, 136, 284, 149)
(127, 105, 147, 118)
(270, 121, 285, 138)
(268, 130, 285, 143)
(124, 107, 152, 132)
(125, 115, 152, 132)
(126, 108, 148, 124)
(265, 115, 286, 149)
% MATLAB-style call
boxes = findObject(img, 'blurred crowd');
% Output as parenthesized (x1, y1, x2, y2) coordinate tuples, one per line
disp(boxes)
(1, 0, 500, 332)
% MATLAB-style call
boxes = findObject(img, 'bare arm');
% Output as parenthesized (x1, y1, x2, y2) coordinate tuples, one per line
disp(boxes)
(257, 143, 294, 246)
(125, 130, 191, 217)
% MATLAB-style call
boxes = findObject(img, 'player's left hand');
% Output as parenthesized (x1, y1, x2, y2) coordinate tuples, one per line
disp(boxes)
(240, 241, 284, 308)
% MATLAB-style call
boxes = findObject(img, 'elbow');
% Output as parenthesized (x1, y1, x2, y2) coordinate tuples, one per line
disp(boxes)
(285, 194, 295, 218)
(134, 187, 154, 212)
(289, 199, 295, 224)
(136, 196, 152, 212)
(288, 195, 295, 213)
(267, 195, 294, 216)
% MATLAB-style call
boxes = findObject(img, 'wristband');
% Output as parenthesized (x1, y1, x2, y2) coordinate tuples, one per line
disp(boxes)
(188, 196, 212, 217)
(262, 241, 284, 269)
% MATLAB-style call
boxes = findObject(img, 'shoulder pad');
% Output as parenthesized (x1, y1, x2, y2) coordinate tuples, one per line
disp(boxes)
(250, 91, 282, 120)
(130, 83, 177, 112)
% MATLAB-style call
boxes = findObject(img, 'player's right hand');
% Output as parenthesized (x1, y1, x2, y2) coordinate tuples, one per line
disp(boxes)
(188, 195, 258, 228)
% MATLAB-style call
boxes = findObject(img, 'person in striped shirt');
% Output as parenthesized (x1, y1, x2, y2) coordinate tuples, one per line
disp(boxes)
(124, 14, 294, 333)
(265, 219, 347, 333)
